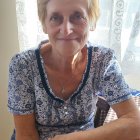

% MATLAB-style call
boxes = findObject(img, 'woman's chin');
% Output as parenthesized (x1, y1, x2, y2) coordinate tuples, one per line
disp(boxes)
(56, 43, 80, 50)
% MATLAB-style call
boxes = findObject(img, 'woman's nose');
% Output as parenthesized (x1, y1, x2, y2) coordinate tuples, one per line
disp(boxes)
(60, 19, 73, 36)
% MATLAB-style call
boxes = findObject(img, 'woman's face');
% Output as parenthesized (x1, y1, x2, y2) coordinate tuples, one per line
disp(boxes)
(44, 0, 90, 56)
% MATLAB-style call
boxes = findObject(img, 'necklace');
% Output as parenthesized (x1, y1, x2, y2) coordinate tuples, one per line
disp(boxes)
(61, 87, 66, 94)
(58, 53, 87, 95)
(59, 74, 75, 94)
(51, 48, 87, 95)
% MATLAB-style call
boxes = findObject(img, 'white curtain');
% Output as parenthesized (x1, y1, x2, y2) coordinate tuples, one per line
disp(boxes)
(16, 0, 140, 90)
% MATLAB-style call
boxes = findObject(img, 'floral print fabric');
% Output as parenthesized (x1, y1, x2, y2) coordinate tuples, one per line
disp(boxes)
(8, 41, 132, 139)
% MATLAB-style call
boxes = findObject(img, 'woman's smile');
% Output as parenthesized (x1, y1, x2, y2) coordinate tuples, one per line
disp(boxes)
(57, 37, 78, 41)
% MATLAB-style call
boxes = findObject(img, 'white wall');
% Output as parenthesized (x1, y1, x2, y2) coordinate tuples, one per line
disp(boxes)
(0, 0, 19, 139)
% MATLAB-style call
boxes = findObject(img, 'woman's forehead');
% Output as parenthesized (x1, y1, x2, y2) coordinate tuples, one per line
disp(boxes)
(46, 0, 88, 14)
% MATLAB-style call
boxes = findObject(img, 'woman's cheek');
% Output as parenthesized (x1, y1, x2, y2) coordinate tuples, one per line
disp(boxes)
(78, 20, 89, 33)
(78, 24, 89, 37)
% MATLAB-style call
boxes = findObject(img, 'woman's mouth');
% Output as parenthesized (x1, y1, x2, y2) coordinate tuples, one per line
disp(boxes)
(57, 38, 78, 41)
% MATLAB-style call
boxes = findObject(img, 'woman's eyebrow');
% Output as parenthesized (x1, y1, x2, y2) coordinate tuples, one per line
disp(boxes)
(72, 10, 86, 17)
(49, 11, 86, 18)
(72, 11, 83, 14)
(50, 12, 60, 16)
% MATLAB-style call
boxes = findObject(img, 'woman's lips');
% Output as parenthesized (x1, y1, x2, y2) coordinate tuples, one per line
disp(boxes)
(57, 38, 78, 41)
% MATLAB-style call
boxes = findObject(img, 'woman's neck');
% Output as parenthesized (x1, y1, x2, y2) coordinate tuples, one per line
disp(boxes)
(51, 48, 85, 73)
(41, 43, 87, 74)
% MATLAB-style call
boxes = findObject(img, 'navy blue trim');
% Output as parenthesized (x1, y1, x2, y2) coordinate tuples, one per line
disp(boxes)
(35, 45, 92, 103)
(71, 46, 92, 101)
(107, 94, 132, 104)
(8, 105, 34, 112)
(35, 47, 64, 103)
(131, 89, 140, 96)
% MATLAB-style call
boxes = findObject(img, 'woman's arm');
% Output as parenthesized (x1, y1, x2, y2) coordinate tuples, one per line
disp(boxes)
(14, 113, 40, 140)
(49, 98, 140, 140)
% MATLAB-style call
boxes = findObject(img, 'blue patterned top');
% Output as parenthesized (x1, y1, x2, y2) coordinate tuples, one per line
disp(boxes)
(8, 41, 132, 140)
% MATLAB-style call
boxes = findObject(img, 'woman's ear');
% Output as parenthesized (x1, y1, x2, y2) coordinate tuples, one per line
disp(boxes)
(90, 23, 96, 31)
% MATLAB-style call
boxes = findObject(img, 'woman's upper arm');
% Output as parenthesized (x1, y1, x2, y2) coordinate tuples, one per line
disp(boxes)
(8, 53, 39, 139)
(14, 113, 39, 140)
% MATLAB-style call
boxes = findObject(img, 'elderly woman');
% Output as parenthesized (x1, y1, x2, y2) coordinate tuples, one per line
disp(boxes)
(8, 0, 140, 140)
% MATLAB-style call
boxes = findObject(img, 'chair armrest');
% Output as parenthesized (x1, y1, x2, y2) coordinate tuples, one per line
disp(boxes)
(94, 96, 110, 128)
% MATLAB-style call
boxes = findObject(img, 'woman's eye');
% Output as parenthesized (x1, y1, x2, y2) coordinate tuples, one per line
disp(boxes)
(50, 15, 62, 25)
(50, 16, 59, 21)
(70, 13, 86, 24)
(72, 14, 83, 20)
(75, 14, 83, 19)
